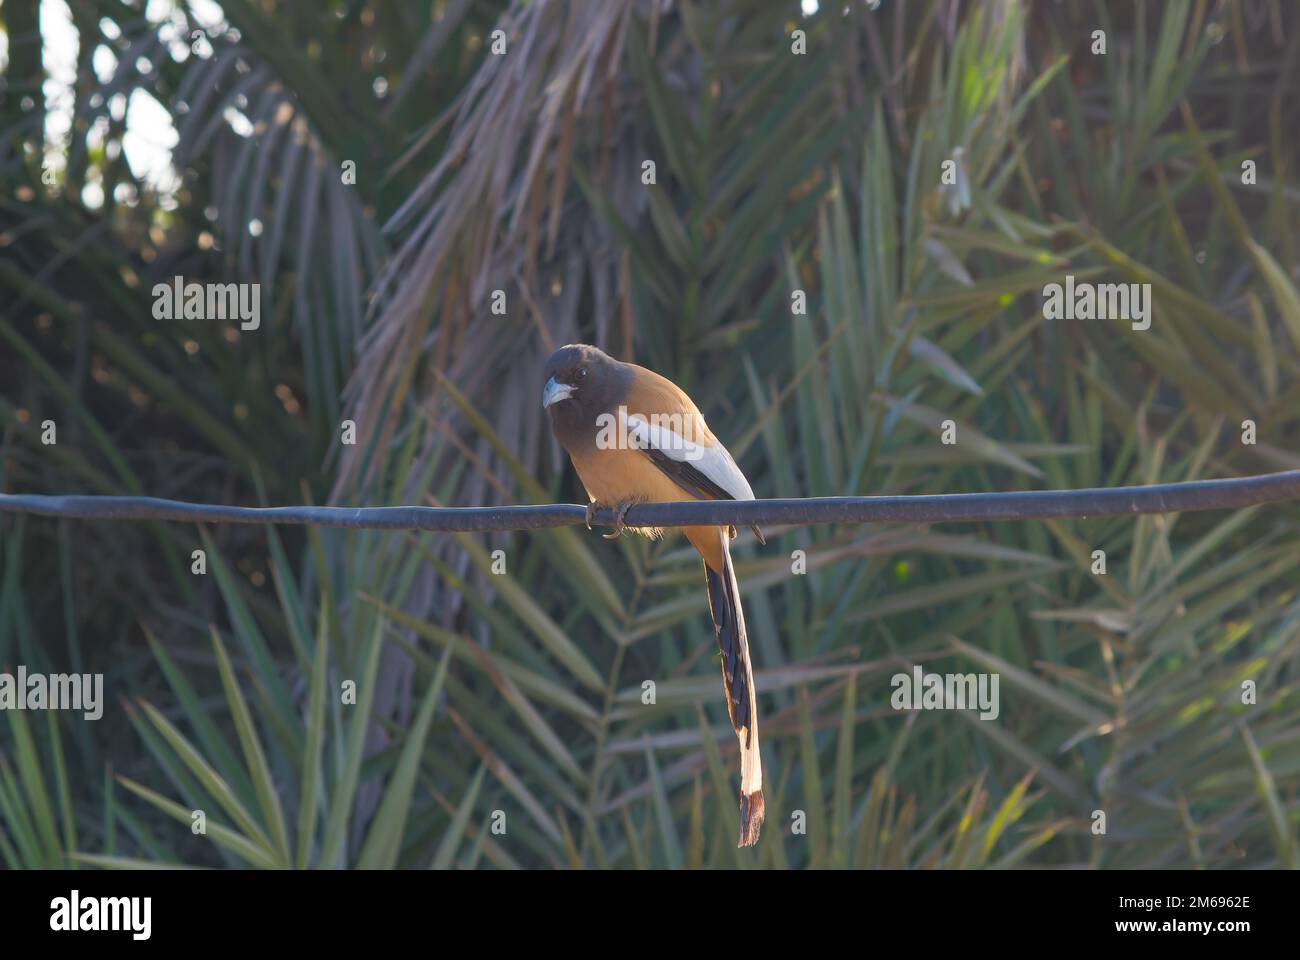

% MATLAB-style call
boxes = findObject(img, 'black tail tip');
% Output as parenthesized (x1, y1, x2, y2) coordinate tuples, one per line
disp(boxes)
(738, 789, 765, 848)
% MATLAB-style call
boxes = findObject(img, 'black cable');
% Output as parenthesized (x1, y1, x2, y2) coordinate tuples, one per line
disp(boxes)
(2, 470, 1299, 532)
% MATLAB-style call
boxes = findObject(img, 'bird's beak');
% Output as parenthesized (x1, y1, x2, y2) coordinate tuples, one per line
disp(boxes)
(542, 377, 576, 409)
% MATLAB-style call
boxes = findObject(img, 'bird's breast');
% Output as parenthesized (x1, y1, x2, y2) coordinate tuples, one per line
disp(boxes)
(568, 445, 690, 505)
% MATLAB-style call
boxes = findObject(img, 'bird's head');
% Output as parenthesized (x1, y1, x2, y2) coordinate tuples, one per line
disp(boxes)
(541, 343, 624, 413)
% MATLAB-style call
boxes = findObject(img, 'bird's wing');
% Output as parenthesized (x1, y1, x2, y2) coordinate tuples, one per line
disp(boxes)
(619, 363, 763, 538)
(624, 413, 752, 499)
(624, 413, 764, 543)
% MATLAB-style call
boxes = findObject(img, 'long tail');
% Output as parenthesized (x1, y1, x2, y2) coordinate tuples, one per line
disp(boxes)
(703, 530, 764, 847)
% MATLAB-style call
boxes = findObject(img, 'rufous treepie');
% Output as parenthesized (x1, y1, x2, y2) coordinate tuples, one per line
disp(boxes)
(542, 343, 767, 847)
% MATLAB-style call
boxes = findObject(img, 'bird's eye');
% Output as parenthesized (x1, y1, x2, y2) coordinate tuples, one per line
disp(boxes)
(576, 367, 588, 380)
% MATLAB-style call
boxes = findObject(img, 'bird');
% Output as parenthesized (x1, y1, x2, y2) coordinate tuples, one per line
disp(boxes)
(542, 343, 767, 847)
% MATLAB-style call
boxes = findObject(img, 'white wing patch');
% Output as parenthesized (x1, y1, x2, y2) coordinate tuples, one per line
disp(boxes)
(624, 412, 755, 501)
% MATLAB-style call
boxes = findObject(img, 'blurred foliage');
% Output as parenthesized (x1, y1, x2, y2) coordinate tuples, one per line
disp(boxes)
(1, 0, 1299, 869)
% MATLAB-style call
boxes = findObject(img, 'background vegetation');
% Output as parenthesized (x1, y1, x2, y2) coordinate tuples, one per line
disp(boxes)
(1, 0, 1298, 869)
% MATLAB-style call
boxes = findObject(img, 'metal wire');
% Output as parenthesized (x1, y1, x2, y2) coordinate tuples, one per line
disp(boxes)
(2, 470, 1299, 532)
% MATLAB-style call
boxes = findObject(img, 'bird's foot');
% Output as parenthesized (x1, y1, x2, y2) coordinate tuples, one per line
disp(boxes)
(585, 500, 599, 531)
(602, 499, 638, 539)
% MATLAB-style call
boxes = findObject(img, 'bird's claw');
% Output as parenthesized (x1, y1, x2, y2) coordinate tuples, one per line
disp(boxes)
(585, 500, 598, 531)
(602, 500, 635, 539)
